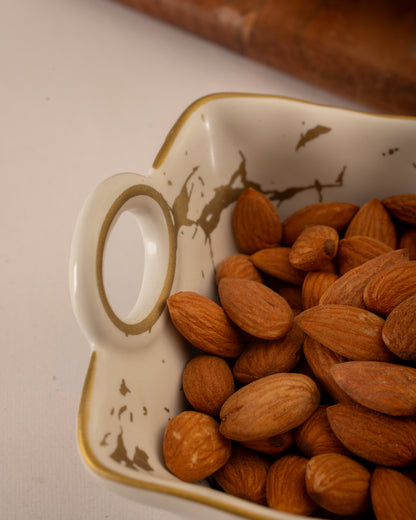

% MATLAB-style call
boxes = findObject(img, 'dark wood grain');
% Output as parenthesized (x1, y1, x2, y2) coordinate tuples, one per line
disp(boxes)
(113, 0, 416, 115)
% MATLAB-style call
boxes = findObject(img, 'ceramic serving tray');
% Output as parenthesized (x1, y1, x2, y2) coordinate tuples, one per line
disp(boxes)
(69, 93, 416, 520)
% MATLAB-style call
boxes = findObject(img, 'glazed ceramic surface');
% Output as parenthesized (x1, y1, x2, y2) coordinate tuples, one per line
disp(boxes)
(69, 93, 416, 520)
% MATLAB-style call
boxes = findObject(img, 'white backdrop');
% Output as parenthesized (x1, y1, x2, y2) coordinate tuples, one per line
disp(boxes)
(1, 1, 366, 518)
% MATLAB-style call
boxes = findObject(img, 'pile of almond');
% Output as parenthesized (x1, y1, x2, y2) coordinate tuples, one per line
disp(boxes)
(163, 188, 416, 519)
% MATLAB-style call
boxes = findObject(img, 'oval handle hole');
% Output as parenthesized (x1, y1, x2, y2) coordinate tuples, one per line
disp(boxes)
(102, 210, 145, 320)
(101, 193, 172, 327)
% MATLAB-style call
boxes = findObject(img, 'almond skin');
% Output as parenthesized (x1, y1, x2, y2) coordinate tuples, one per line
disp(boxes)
(331, 361, 416, 416)
(251, 247, 307, 286)
(266, 455, 317, 515)
(303, 336, 355, 404)
(382, 193, 416, 226)
(337, 235, 393, 275)
(232, 323, 305, 383)
(240, 430, 295, 455)
(182, 355, 235, 416)
(295, 304, 395, 361)
(232, 188, 282, 254)
(327, 403, 416, 467)
(344, 197, 397, 248)
(282, 201, 359, 246)
(363, 260, 416, 316)
(215, 254, 262, 284)
(219, 373, 320, 441)
(166, 291, 243, 357)
(214, 444, 271, 505)
(319, 248, 409, 308)
(295, 405, 350, 457)
(163, 411, 231, 482)
(382, 293, 416, 360)
(305, 453, 371, 516)
(289, 225, 339, 271)
(371, 466, 416, 520)
(302, 270, 339, 309)
(218, 277, 293, 340)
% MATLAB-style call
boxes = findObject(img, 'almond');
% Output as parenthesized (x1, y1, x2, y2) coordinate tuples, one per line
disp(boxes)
(213, 444, 271, 505)
(295, 304, 395, 361)
(337, 235, 393, 275)
(344, 197, 397, 248)
(305, 453, 371, 516)
(163, 411, 231, 482)
(266, 455, 317, 515)
(250, 247, 307, 286)
(219, 373, 320, 441)
(166, 291, 243, 357)
(182, 355, 235, 416)
(327, 403, 416, 467)
(282, 201, 359, 246)
(295, 405, 350, 457)
(218, 277, 293, 340)
(289, 225, 339, 271)
(382, 293, 416, 360)
(302, 270, 339, 309)
(382, 193, 416, 226)
(232, 323, 305, 383)
(363, 260, 416, 315)
(232, 188, 281, 254)
(215, 253, 262, 284)
(319, 248, 409, 308)
(302, 336, 355, 404)
(240, 430, 295, 455)
(331, 361, 416, 416)
(371, 466, 416, 520)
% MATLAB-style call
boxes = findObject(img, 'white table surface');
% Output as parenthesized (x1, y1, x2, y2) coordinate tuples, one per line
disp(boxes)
(1, 1, 368, 518)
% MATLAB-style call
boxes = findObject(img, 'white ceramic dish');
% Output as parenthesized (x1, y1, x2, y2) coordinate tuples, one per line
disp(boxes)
(69, 93, 416, 520)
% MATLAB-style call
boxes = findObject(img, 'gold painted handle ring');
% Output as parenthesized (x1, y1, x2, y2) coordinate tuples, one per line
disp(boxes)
(69, 172, 176, 351)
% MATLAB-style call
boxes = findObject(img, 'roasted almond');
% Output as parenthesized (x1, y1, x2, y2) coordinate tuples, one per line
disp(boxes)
(282, 201, 359, 246)
(302, 270, 339, 309)
(363, 260, 416, 316)
(215, 253, 262, 284)
(382, 293, 416, 360)
(182, 355, 235, 416)
(337, 235, 393, 275)
(163, 411, 231, 482)
(327, 403, 416, 467)
(218, 277, 293, 340)
(382, 193, 416, 226)
(319, 248, 409, 308)
(295, 304, 395, 361)
(344, 197, 397, 248)
(232, 188, 281, 254)
(371, 466, 416, 520)
(166, 291, 243, 357)
(331, 361, 416, 416)
(302, 336, 355, 404)
(232, 323, 305, 383)
(295, 405, 350, 457)
(266, 455, 317, 515)
(213, 444, 271, 505)
(305, 453, 371, 516)
(219, 373, 320, 441)
(289, 225, 339, 271)
(251, 247, 307, 286)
